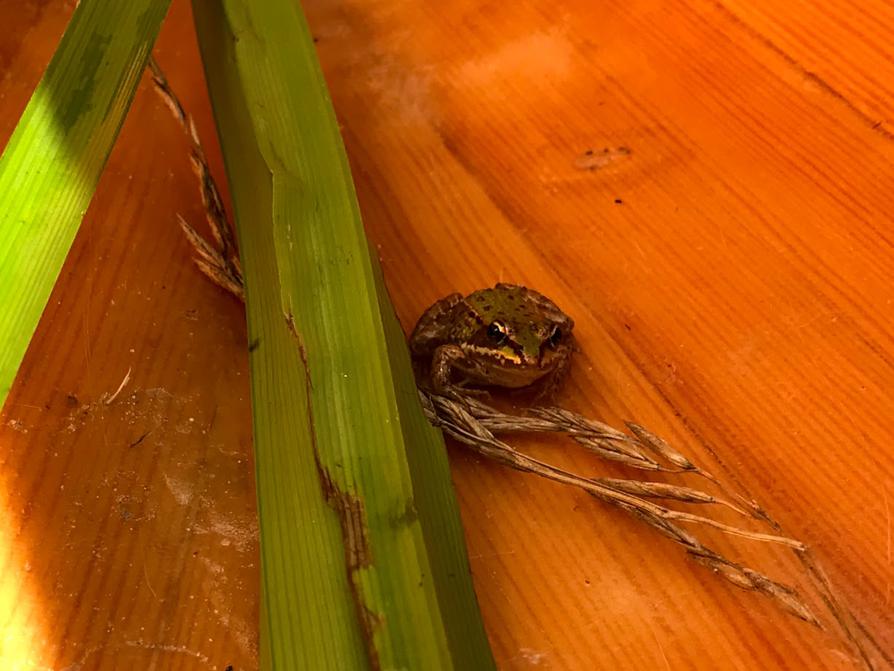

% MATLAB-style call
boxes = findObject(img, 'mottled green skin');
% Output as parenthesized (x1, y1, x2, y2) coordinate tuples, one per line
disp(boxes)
(410, 283, 575, 395)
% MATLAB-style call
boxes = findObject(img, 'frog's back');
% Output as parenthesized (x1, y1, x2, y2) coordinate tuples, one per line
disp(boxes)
(466, 284, 574, 343)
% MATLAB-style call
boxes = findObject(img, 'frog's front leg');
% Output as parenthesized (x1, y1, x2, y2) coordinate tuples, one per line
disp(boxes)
(430, 345, 490, 399)
(430, 344, 467, 394)
(533, 344, 574, 402)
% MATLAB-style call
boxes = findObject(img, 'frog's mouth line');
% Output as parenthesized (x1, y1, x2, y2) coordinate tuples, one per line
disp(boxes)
(499, 337, 567, 368)
(454, 344, 562, 387)
(462, 340, 564, 367)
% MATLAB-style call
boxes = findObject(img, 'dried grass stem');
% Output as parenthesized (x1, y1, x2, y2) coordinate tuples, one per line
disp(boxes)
(421, 390, 816, 624)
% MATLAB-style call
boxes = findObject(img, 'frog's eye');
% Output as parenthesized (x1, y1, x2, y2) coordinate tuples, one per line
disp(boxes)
(548, 326, 562, 348)
(486, 321, 508, 345)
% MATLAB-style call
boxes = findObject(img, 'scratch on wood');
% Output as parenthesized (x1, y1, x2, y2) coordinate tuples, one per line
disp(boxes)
(128, 430, 151, 448)
(289, 314, 383, 670)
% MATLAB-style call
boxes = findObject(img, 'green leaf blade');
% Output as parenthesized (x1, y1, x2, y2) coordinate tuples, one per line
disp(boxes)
(193, 1, 495, 669)
(0, 0, 172, 406)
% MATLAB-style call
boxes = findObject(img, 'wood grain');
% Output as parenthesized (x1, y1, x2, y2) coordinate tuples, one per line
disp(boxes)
(1, 0, 892, 668)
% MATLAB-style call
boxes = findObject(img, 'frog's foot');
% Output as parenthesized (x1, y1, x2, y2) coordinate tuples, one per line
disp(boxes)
(452, 380, 492, 400)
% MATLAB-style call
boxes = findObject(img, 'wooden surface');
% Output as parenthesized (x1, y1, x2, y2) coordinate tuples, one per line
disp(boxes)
(1, 0, 892, 668)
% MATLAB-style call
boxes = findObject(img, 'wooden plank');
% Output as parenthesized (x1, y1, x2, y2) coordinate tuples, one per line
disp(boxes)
(305, 0, 892, 668)
(0, 0, 890, 668)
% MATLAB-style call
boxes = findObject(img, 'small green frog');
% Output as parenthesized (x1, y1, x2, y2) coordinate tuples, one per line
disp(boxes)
(410, 283, 575, 397)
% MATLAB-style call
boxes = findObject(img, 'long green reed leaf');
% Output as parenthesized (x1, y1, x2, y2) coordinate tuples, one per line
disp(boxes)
(192, 1, 494, 669)
(0, 0, 171, 407)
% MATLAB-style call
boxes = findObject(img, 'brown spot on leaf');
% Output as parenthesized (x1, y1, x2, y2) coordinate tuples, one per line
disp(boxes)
(317, 466, 373, 570)
(316, 465, 383, 669)
(292, 321, 382, 669)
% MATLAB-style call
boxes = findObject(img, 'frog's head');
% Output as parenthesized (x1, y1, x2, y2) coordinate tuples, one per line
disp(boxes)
(465, 283, 574, 365)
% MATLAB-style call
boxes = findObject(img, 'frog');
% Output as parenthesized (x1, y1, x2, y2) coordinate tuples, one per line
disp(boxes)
(409, 283, 575, 398)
